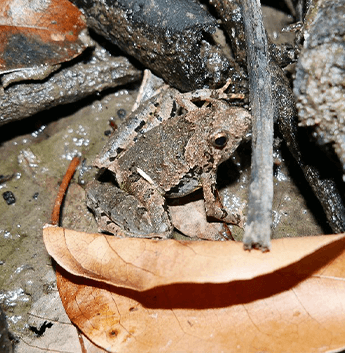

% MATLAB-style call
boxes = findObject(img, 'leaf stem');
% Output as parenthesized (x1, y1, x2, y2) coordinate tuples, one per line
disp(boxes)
(51, 156, 81, 226)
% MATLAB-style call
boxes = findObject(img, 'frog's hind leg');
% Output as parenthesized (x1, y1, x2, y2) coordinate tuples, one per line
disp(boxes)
(86, 180, 173, 238)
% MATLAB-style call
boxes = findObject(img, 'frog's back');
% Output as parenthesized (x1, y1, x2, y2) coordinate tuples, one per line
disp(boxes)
(115, 115, 196, 192)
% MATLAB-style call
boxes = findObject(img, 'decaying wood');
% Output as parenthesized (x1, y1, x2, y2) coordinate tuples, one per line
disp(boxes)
(0, 45, 142, 126)
(70, 0, 242, 92)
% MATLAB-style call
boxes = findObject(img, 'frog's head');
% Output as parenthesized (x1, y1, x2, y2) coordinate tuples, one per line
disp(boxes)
(205, 106, 252, 166)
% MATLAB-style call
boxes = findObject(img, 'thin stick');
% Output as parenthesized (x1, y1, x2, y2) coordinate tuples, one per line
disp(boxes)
(77, 327, 88, 353)
(241, 0, 274, 251)
(51, 157, 81, 226)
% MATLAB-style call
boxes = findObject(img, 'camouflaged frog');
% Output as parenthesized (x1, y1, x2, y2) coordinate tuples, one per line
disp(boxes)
(86, 85, 251, 238)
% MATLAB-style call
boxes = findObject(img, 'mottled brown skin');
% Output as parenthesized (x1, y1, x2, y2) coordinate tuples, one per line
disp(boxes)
(87, 93, 251, 238)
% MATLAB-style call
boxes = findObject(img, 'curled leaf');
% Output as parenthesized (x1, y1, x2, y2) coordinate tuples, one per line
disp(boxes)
(43, 225, 345, 291)
(50, 229, 345, 352)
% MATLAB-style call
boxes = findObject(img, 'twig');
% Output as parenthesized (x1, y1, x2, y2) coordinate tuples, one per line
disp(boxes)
(51, 157, 81, 226)
(77, 327, 87, 353)
(241, 0, 274, 251)
(50, 156, 87, 353)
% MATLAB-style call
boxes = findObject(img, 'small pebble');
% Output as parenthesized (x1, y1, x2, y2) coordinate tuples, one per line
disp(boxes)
(117, 108, 127, 119)
(3, 191, 16, 205)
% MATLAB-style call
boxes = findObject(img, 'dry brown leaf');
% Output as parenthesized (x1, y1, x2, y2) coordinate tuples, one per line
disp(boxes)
(44, 225, 345, 290)
(169, 198, 227, 240)
(52, 231, 345, 352)
(0, 0, 87, 73)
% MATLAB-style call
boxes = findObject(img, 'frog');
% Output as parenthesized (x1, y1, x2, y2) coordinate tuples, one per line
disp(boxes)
(86, 82, 251, 238)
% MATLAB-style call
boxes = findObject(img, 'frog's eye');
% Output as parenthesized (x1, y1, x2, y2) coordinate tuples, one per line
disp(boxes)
(210, 131, 229, 149)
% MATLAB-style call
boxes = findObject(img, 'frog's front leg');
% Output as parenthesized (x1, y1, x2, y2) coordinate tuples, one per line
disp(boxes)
(201, 173, 242, 226)
(86, 179, 173, 238)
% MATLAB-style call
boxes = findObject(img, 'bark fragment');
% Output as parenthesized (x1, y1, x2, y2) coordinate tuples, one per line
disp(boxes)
(294, 0, 345, 177)
(0, 45, 142, 126)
